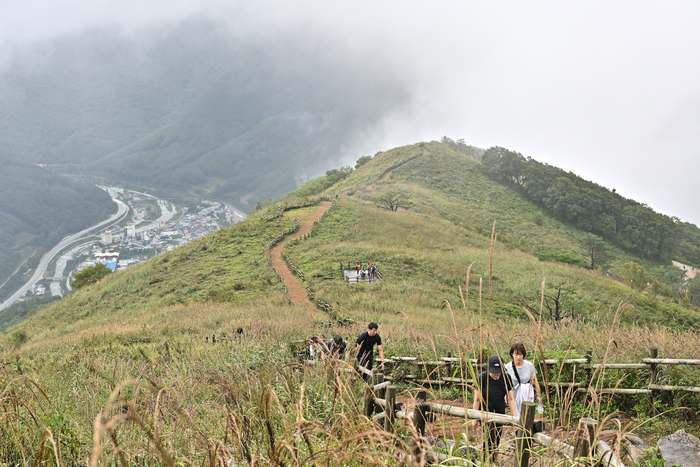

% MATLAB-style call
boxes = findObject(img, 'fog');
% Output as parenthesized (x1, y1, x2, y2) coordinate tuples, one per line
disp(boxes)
(2, 0, 699, 224)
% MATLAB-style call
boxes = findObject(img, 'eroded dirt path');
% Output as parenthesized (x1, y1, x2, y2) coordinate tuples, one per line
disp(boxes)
(673, 260, 698, 280)
(271, 202, 333, 317)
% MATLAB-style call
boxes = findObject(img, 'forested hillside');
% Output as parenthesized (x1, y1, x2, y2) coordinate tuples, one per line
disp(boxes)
(0, 154, 115, 301)
(0, 19, 410, 210)
(480, 146, 698, 266)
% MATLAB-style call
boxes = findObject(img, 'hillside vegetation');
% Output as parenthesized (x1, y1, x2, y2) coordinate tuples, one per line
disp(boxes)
(0, 19, 410, 211)
(0, 154, 115, 303)
(1, 141, 699, 463)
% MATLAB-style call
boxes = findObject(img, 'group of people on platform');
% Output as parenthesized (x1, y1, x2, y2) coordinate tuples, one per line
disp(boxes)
(355, 262, 377, 280)
(309, 322, 540, 463)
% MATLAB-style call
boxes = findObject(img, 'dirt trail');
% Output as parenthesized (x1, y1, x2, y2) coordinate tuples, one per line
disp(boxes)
(673, 260, 698, 280)
(271, 202, 333, 317)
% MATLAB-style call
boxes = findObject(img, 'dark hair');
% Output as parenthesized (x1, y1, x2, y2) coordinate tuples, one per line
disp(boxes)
(333, 336, 343, 345)
(368, 322, 378, 330)
(510, 342, 527, 358)
(237, 327, 244, 335)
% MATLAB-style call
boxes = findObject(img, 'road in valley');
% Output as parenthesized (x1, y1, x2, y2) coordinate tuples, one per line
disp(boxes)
(0, 198, 129, 312)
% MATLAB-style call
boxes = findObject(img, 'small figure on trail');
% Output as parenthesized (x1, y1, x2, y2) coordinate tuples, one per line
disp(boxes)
(356, 264, 360, 272)
(371, 264, 377, 278)
(471, 355, 517, 464)
(355, 322, 385, 382)
(212, 334, 216, 344)
(235, 327, 244, 340)
(505, 343, 542, 417)
(324, 335, 347, 359)
(360, 269, 366, 280)
(335, 193, 339, 200)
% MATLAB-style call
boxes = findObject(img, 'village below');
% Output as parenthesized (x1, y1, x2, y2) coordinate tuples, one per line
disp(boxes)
(13, 186, 246, 305)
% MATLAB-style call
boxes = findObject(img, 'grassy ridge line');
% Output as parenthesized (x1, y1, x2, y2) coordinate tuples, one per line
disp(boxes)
(0, 141, 699, 461)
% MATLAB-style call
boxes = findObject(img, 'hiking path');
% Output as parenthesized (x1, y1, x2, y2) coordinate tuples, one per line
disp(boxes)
(271, 202, 333, 318)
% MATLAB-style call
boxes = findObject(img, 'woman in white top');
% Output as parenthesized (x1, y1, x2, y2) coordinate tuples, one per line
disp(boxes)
(505, 342, 543, 417)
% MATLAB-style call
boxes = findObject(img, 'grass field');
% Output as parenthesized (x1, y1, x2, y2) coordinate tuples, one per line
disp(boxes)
(1, 141, 699, 465)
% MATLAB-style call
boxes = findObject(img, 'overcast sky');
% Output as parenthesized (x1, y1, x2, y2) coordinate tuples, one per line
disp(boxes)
(2, 0, 699, 224)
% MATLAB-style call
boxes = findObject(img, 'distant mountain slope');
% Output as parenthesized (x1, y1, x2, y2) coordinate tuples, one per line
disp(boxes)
(0, 19, 411, 210)
(0, 154, 115, 301)
(11, 141, 698, 346)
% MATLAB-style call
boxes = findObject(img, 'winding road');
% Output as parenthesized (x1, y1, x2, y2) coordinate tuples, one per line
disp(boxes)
(0, 198, 129, 312)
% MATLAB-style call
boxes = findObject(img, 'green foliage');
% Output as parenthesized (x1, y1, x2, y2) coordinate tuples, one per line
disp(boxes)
(0, 295, 60, 332)
(440, 136, 484, 160)
(622, 261, 652, 292)
(355, 155, 373, 168)
(71, 263, 113, 289)
(538, 252, 584, 267)
(376, 190, 411, 212)
(650, 279, 673, 298)
(480, 146, 683, 263)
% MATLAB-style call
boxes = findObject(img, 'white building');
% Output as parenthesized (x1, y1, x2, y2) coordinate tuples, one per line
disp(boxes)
(100, 231, 113, 245)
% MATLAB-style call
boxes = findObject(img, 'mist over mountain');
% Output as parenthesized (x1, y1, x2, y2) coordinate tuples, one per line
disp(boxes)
(0, 19, 413, 209)
(0, 154, 114, 300)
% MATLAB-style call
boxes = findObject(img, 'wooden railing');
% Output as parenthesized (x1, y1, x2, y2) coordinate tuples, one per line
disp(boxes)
(355, 366, 624, 467)
(372, 348, 700, 397)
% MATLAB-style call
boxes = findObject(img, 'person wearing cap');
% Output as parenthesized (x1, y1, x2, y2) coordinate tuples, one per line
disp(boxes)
(471, 355, 517, 463)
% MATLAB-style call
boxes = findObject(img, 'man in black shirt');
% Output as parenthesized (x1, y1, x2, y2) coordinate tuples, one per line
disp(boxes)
(355, 322, 385, 381)
(471, 355, 517, 463)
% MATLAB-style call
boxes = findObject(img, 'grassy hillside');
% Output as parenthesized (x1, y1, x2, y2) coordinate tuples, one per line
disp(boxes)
(0, 142, 699, 463)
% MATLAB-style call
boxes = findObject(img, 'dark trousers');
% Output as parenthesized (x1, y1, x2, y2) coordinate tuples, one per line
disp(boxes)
(483, 422, 502, 461)
(358, 353, 373, 382)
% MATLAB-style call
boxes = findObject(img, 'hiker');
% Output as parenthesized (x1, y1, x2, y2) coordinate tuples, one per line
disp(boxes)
(306, 337, 324, 361)
(355, 322, 385, 382)
(505, 343, 542, 417)
(471, 355, 517, 463)
(324, 335, 347, 358)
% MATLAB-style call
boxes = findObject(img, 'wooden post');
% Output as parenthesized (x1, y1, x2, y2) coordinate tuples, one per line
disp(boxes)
(376, 373, 386, 401)
(572, 417, 597, 460)
(649, 347, 658, 415)
(415, 390, 428, 436)
(515, 402, 536, 467)
(364, 376, 377, 419)
(585, 350, 593, 387)
(446, 351, 453, 379)
(412, 390, 428, 465)
(384, 386, 397, 433)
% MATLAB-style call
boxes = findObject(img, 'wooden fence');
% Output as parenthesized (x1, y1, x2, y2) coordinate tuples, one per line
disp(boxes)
(369, 348, 700, 399)
(355, 366, 624, 467)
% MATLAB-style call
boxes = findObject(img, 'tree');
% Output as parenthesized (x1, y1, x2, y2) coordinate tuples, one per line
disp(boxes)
(520, 282, 576, 325)
(481, 146, 525, 185)
(72, 263, 112, 289)
(649, 280, 673, 298)
(377, 191, 410, 212)
(355, 155, 372, 169)
(622, 261, 651, 292)
(582, 234, 608, 270)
